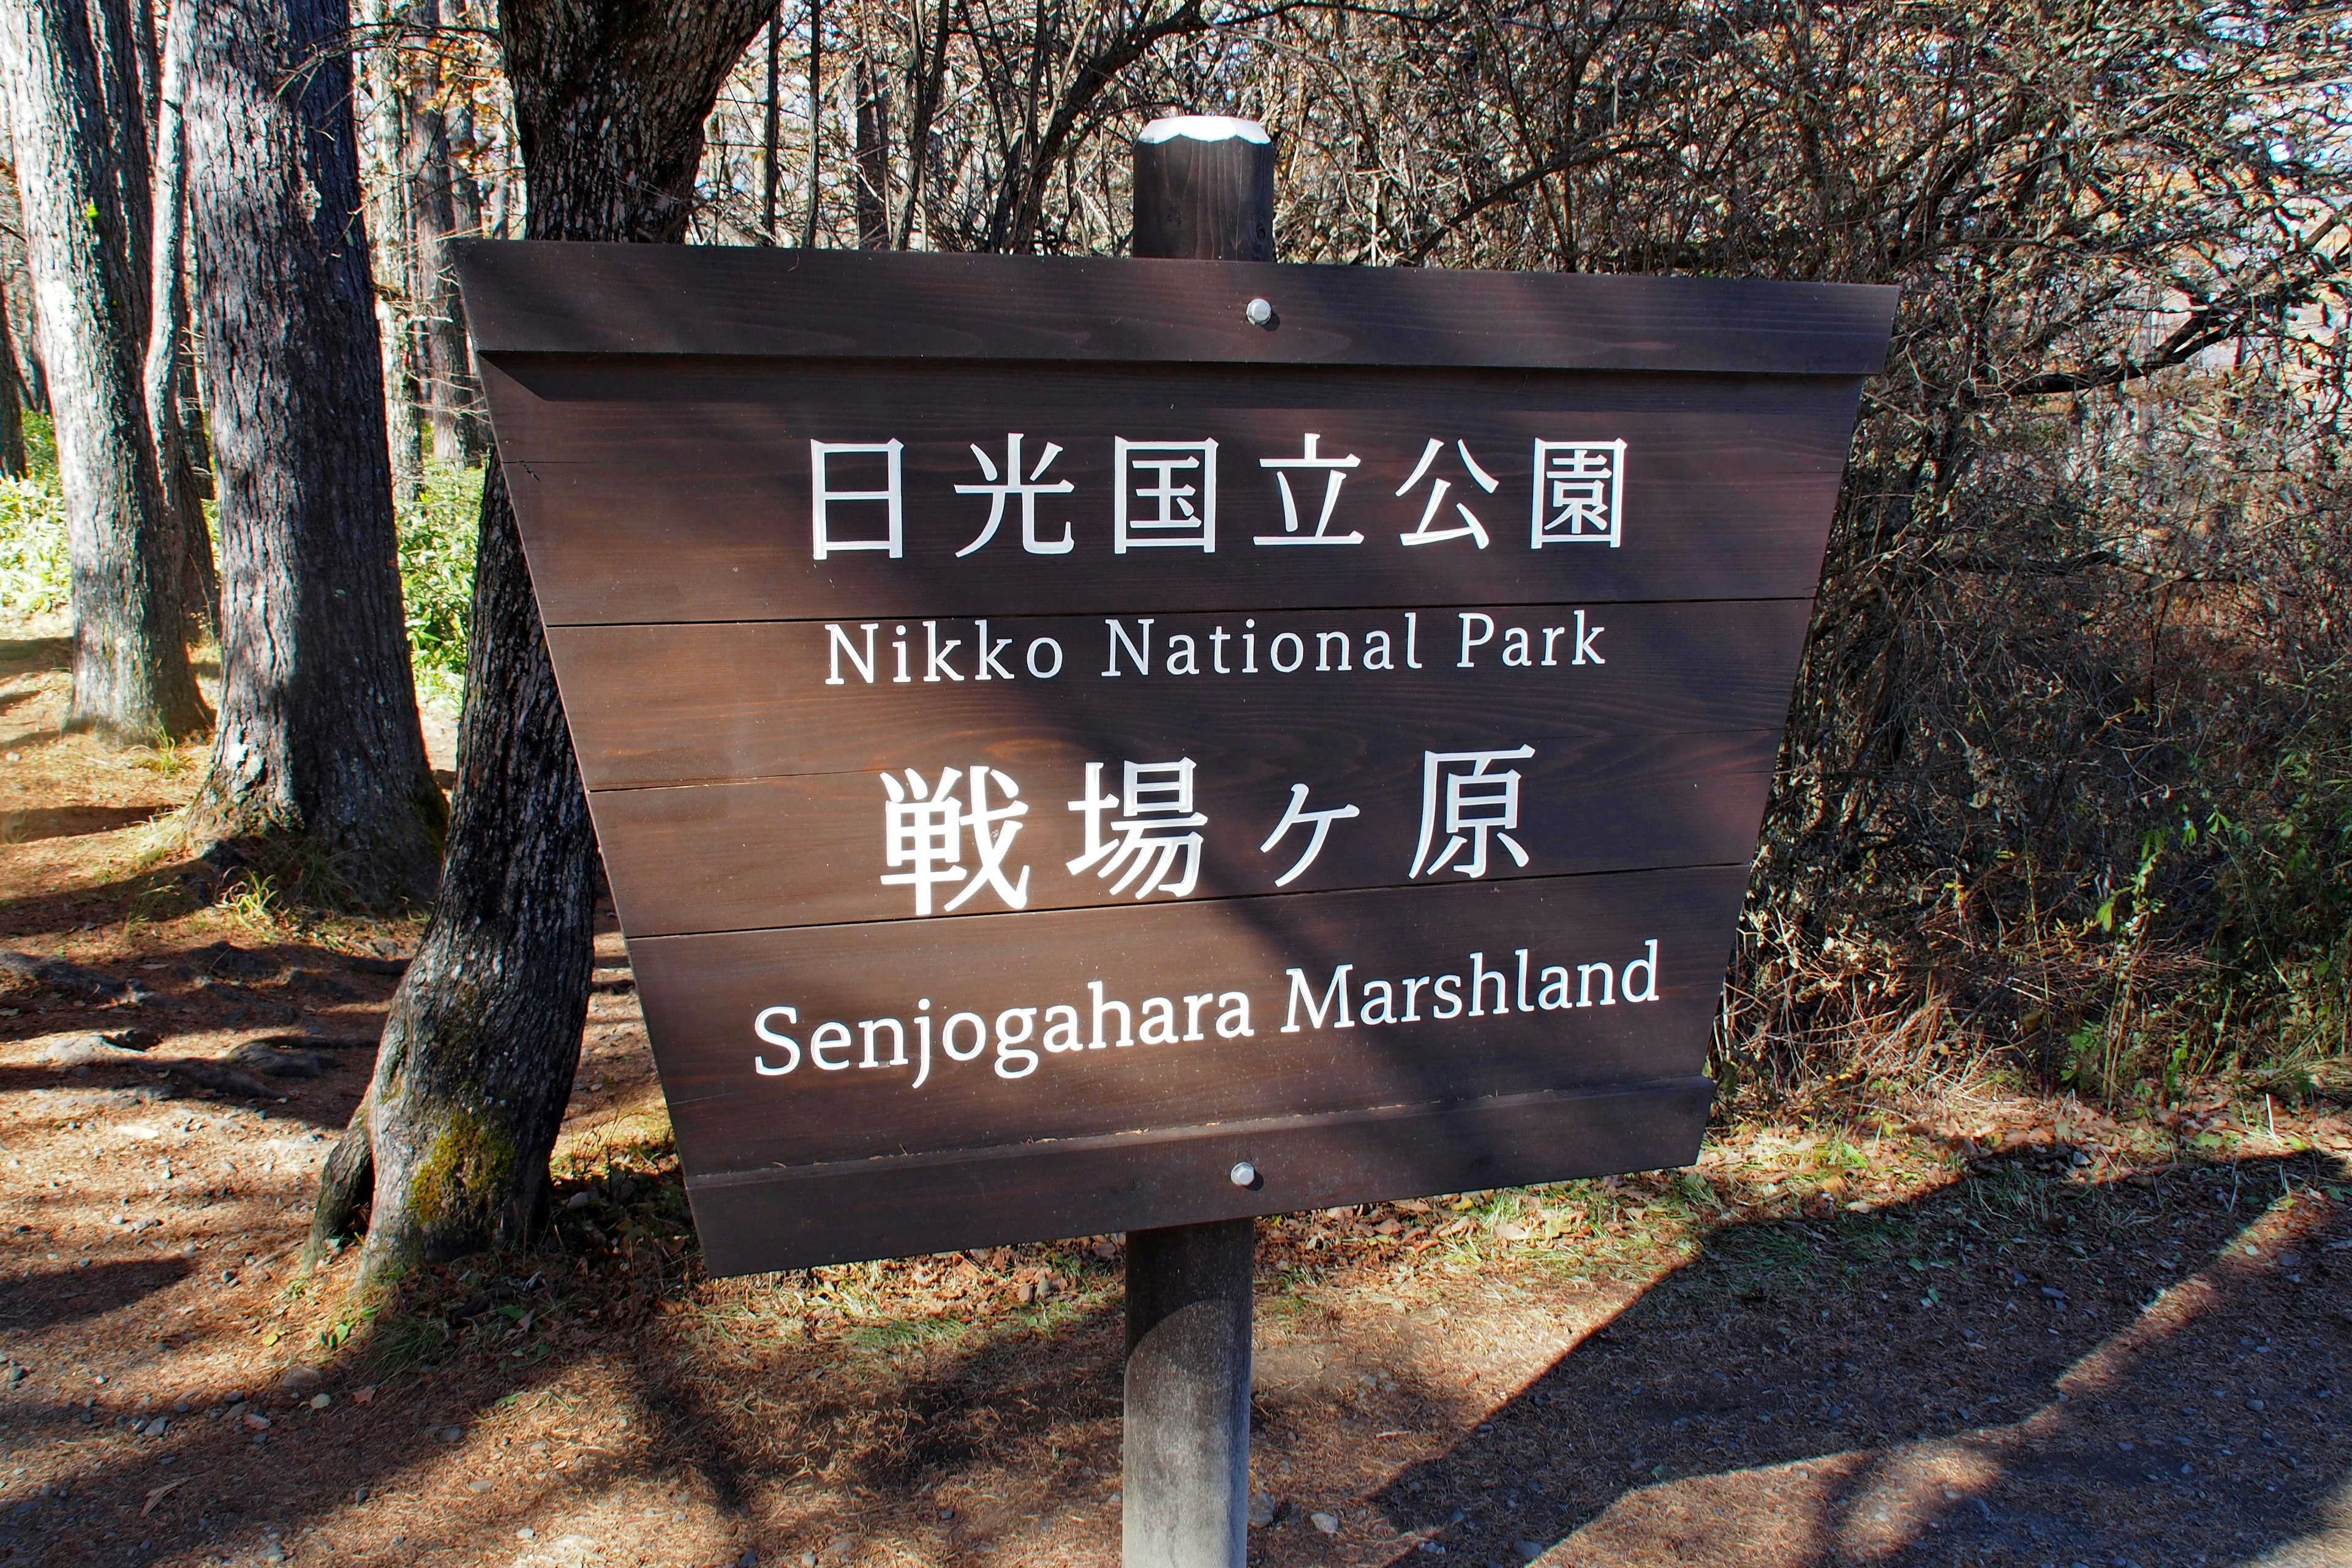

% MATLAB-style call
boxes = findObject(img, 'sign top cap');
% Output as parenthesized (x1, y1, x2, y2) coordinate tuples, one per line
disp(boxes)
(1138, 115, 1270, 146)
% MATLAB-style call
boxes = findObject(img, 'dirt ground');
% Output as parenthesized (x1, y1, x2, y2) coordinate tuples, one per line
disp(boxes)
(0, 621, 2347, 1568)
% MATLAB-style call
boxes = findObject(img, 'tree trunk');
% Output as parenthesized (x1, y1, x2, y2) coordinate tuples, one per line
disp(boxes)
(895, 0, 950, 251)
(760, 2, 779, 239)
(406, 0, 483, 467)
(446, 97, 488, 461)
(0, 0, 209, 742)
(853, 54, 887, 249)
(801, 0, 820, 246)
(144, 0, 214, 634)
(182, 0, 445, 907)
(0, 276, 26, 477)
(83, 0, 151, 281)
(125, 0, 155, 130)
(355, 0, 423, 503)
(2, 255, 49, 418)
(320, 0, 775, 1284)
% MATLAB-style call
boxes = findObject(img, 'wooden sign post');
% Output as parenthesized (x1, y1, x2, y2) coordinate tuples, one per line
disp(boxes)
(454, 119, 1894, 1568)
(1120, 117, 1279, 1568)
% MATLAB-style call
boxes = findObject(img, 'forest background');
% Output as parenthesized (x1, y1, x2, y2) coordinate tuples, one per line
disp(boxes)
(0, 8, 2348, 1561)
(1, 0, 2348, 1147)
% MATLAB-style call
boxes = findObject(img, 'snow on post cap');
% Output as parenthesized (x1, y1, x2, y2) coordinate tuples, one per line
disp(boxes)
(1137, 115, 1271, 145)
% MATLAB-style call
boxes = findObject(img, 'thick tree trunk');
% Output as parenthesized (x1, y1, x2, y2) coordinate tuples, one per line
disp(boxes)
(323, 0, 777, 1286)
(182, 0, 445, 906)
(144, 0, 213, 633)
(83, 0, 151, 277)
(342, 464, 590, 1267)
(1, 0, 208, 742)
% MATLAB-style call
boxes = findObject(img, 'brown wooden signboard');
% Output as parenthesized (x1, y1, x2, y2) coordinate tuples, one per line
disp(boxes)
(455, 243, 1896, 1278)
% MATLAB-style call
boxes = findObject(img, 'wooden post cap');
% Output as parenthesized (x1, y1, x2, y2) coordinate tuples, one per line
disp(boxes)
(1136, 114, 1270, 146)
(1133, 116, 1275, 263)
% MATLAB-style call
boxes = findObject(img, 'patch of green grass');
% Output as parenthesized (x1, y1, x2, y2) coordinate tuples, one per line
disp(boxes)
(0, 421, 483, 711)
(844, 1313, 976, 1353)
(398, 462, 481, 696)
(0, 415, 66, 615)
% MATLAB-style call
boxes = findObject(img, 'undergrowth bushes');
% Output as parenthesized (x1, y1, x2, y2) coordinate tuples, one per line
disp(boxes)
(1717, 365, 2352, 1112)
(396, 462, 483, 699)
(0, 415, 481, 703)
(0, 417, 65, 616)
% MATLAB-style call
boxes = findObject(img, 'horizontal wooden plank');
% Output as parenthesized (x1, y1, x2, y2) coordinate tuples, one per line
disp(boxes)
(497, 374, 1860, 622)
(481, 356, 1860, 451)
(628, 867, 1744, 1177)
(454, 241, 1898, 375)
(591, 728, 1779, 936)
(546, 599, 1814, 791)
(687, 1077, 1713, 1275)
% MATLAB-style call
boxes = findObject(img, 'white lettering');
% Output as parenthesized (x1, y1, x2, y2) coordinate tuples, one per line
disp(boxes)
(976, 619, 1016, 680)
(753, 1006, 799, 1074)
(1457, 611, 1493, 668)
(826, 622, 878, 686)
(923, 620, 964, 682)
(1623, 938, 1659, 1002)
(1282, 964, 1356, 1033)
(1104, 617, 1154, 676)
(1573, 609, 1606, 665)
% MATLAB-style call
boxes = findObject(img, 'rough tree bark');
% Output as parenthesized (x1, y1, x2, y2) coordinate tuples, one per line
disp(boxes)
(312, 0, 777, 1282)
(144, 0, 214, 633)
(81, 0, 150, 272)
(182, 0, 445, 906)
(356, 0, 423, 502)
(2, 258, 49, 420)
(0, 0, 209, 742)
(406, 0, 484, 467)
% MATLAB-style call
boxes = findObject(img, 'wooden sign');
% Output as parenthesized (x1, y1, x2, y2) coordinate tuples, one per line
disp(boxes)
(456, 243, 1896, 1276)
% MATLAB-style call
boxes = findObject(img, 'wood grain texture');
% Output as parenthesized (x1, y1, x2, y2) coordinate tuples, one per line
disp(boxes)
(453, 241, 1898, 375)
(630, 865, 1744, 1172)
(591, 728, 1779, 935)
(495, 376, 1861, 624)
(685, 1076, 1713, 1275)
(453, 242, 1893, 1275)
(1133, 130, 1274, 263)
(479, 356, 1860, 456)
(547, 599, 1814, 790)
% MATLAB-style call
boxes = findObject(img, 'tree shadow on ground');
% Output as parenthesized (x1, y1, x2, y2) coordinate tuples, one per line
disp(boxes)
(0, 636, 70, 678)
(0, 1191, 1134, 1566)
(4, 1148, 2345, 1568)
(0, 858, 222, 944)
(1340, 1151, 2350, 1568)
(0, 1257, 193, 1331)
(0, 1060, 373, 1134)
(0, 930, 395, 1133)
(0, 805, 175, 844)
